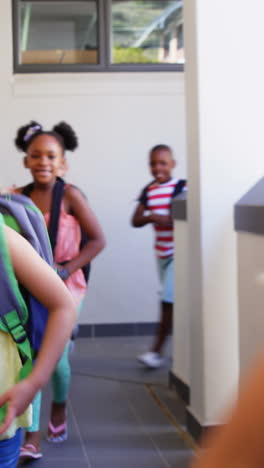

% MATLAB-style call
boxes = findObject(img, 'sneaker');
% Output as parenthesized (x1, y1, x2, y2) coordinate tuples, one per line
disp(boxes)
(137, 351, 165, 369)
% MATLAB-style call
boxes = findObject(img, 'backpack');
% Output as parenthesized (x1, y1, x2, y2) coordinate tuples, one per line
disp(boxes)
(23, 177, 91, 283)
(0, 194, 53, 387)
(139, 178, 187, 206)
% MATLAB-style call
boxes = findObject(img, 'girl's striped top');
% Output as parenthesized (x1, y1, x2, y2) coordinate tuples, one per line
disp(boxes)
(138, 178, 186, 258)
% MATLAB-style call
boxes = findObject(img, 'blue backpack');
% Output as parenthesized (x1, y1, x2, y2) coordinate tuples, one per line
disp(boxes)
(0, 194, 54, 387)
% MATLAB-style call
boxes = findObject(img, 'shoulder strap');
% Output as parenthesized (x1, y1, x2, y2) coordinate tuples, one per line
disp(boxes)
(138, 180, 155, 207)
(173, 179, 187, 197)
(22, 179, 64, 255)
(0, 214, 28, 331)
(48, 177, 65, 253)
(22, 183, 34, 197)
(0, 215, 33, 386)
(49, 179, 91, 283)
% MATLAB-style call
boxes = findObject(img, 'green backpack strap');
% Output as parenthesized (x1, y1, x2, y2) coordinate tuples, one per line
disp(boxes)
(0, 309, 33, 424)
(0, 216, 33, 376)
(0, 216, 34, 424)
(2, 309, 33, 379)
(0, 214, 33, 374)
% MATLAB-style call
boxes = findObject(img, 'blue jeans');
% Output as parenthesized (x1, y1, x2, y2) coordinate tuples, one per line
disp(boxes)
(0, 429, 22, 467)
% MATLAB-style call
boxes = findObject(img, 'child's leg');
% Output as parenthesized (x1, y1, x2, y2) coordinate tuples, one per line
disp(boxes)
(47, 341, 70, 441)
(152, 300, 173, 353)
(0, 428, 22, 467)
(152, 255, 174, 354)
(51, 341, 71, 404)
(28, 391, 42, 432)
(22, 344, 71, 445)
(22, 391, 42, 452)
(137, 256, 174, 368)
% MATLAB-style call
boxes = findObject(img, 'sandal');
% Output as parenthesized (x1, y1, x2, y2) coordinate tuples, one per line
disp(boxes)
(19, 443, 43, 460)
(47, 421, 68, 443)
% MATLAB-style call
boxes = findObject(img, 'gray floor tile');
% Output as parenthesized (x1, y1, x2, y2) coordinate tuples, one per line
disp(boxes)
(87, 450, 170, 468)
(37, 389, 87, 461)
(20, 337, 193, 468)
(121, 382, 192, 466)
(71, 337, 172, 387)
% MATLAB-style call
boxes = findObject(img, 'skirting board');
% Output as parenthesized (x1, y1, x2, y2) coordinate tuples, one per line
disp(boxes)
(169, 371, 219, 442)
(169, 370, 190, 405)
(78, 322, 159, 338)
(186, 408, 204, 441)
(186, 409, 220, 442)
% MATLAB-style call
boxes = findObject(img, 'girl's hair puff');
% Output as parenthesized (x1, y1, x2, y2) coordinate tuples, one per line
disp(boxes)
(52, 122, 78, 151)
(14, 121, 78, 153)
(15, 120, 43, 152)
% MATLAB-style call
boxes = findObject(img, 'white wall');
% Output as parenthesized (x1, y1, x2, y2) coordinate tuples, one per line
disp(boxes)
(0, 0, 186, 325)
(184, 0, 264, 425)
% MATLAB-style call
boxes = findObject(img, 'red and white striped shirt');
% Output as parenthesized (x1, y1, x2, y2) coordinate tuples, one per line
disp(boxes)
(139, 178, 185, 258)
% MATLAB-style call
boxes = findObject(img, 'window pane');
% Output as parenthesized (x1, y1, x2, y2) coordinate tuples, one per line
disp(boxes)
(19, 1, 98, 65)
(111, 0, 184, 65)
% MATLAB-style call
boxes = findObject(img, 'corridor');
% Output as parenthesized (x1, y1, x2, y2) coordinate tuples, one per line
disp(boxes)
(20, 336, 193, 467)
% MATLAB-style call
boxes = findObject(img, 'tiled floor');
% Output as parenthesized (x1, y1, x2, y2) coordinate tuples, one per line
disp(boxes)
(19, 336, 193, 467)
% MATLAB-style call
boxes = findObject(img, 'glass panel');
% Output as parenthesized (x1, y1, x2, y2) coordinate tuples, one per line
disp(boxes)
(111, 0, 184, 65)
(19, 1, 98, 65)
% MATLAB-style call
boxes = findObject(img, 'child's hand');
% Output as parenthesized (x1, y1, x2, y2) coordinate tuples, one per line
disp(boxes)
(149, 213, 172, 226)
(0, 379, 36, 434)
(0, 185, 17, 195)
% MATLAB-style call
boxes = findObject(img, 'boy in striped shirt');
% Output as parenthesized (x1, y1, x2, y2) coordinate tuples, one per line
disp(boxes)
(132, 144, 186, 368)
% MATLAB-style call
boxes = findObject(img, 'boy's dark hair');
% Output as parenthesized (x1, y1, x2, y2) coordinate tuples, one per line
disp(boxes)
(15, 120, 78, 153)
(149, 144, 173, 156)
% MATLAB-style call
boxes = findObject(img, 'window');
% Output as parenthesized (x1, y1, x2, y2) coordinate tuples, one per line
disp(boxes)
(12, 0, 184, 73)
(111, 1, 184, 66)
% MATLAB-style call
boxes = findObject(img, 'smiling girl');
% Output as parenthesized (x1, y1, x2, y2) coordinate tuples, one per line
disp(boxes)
(14, 121, 105, 459)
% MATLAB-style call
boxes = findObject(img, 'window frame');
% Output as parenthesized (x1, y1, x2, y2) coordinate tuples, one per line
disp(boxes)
(12, 0, 184, 74)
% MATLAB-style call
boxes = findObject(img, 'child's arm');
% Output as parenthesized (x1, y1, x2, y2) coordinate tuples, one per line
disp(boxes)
(131, 203, 172, 227)
(149, 213, 172, 225)
(0, 225, 76, 434)
(131, 203, 153, 227)
(62, 185, 105, 276)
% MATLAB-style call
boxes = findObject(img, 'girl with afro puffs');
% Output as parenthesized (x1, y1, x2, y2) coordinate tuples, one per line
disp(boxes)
(14, 121, 105, 459)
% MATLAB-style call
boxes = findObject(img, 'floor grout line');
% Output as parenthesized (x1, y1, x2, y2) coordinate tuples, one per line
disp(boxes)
(68, 397, 93, 468)
(146, 384, 197, 450)
(70, 371, 191, 467)
(72, 370, 195, 451)
(73, 370, 167, 388)
(124, 391, 172, 468)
